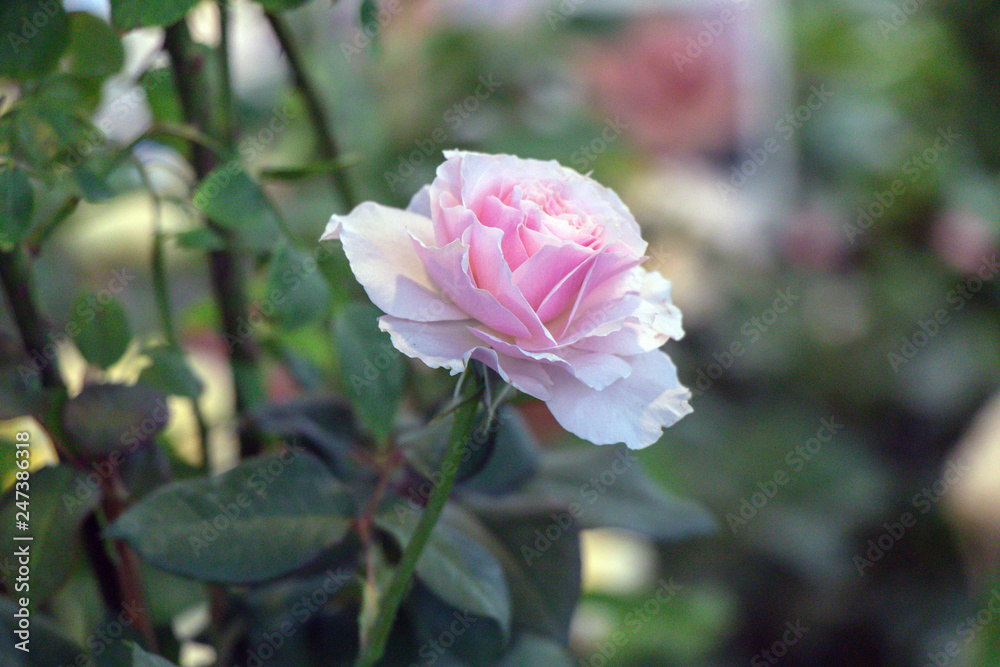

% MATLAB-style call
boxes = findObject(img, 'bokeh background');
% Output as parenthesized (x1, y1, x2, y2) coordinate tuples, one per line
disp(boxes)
(3, 0, 1000, 665)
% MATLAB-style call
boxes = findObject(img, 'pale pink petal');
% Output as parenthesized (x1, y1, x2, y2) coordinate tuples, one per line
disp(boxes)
(379, 316, 481, 374)
(511, 242, 593, 316)
(469, 328, 631, 391)
(379, 317, 552, 398)
(326, 203, 466, 322)
(469, 347, 554, 400)
(413, 235, 531, 339)
(481, 196, 528, 269)
(544, 350, 693, 449)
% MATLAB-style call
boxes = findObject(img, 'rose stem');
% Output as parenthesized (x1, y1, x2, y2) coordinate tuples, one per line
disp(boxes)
(264, 11, 358, 211)
(353, 383, 482, 667)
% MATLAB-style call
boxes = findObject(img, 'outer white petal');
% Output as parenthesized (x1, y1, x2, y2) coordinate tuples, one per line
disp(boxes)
(544, 350, 692, 449)
(378, 316, 481, 374)
(324, 203, 466, 322)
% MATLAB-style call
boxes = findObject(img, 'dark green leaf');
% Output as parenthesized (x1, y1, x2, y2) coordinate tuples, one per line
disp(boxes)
(0, 0, 70, 80)
(63, 383, 169, 459)
(192, 161, 280, 249)
(174, 227, 224, 250)
(466, 445, 717, 541)
(459, 408, 539, 495)
(477, 514, 580, 643)
(110, 0, 200, 30)
(251, 396, 367, 481)
(335, 302, 406, 442)
(64, 12, 124, 79)
(68, 293, 131, 369)
(137, 345, 203, 398)
(106, 449, 357, 583)
(376, 502, 511, 635)
(258, 0, 312, 11)
(0, 465, 100, 608)
(0, 597, 87, 666)
(0, 367, 46, 420)
(498, 633, 574, 666)
(72, 165, 114, 202)
(130, 643, 179, 666)
(265, 244, 330, 329)
(0, 167, 34, 248)
(406, 583, 506, 667)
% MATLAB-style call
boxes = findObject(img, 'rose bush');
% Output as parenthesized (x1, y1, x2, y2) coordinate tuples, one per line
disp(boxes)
(322, 151, 691, 448)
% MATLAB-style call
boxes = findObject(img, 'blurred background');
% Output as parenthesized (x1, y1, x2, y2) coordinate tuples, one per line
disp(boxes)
(3, 0, 1000, 665)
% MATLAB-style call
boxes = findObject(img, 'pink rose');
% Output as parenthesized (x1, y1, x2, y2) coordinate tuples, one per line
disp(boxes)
(322, 151, 691, 448)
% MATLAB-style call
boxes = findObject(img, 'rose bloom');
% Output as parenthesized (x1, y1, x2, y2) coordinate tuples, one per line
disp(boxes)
(322, 151, 691, 448)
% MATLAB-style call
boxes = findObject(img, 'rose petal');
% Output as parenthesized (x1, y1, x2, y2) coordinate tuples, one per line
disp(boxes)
(414, 234, 532, 339)
(511, 242, 593, 317)
(469, 327, 631, 390)
(379, 316, 481, 374)
(544, 350, 693, 449)
(325, 203, 467, 322)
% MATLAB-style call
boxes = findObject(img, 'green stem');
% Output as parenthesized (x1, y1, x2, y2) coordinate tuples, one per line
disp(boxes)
(0, 246, 63, 390)
(164, 21, 266, 457)
(264, 12, 357, 210)
(354, 390, 481, 667)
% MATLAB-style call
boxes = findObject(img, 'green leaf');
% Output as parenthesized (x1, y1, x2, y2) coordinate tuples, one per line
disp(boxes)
(64, 12, 124, 79)
(477, 514, 580, 642)
(376, 502, 511, 636)
(0, 465, 101, 608)
(72, 164, 114, 202)
(110, 0, 200, 30)
(406, 584, 507, 666)
(174, 227, 224, 250)
(0, 167, 34, 248)
(62, 383, 169, 459)
(0, 0, 70, 80)
(498, 633, 574, 666)
(130, 643, 179, 666)
(0, 367, 46, 420)
(0, 597, 87, 666)
(137, 345, 203, 398)
(467, 445, 717, 541)
(192, 161, 279, 249)
(68, 293, 131, 369)
(459, 408, 539, 495)
(265, 244, 330, 329)
(335, 302, 406, 442)
(258, 0, 312, 10)
(106, 449, 357, 583)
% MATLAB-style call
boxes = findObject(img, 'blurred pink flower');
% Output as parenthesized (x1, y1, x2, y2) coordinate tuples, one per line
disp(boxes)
(932, 208, 998, 275)
(322, 151, 691, 448)
(580, 16, 737, 155)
